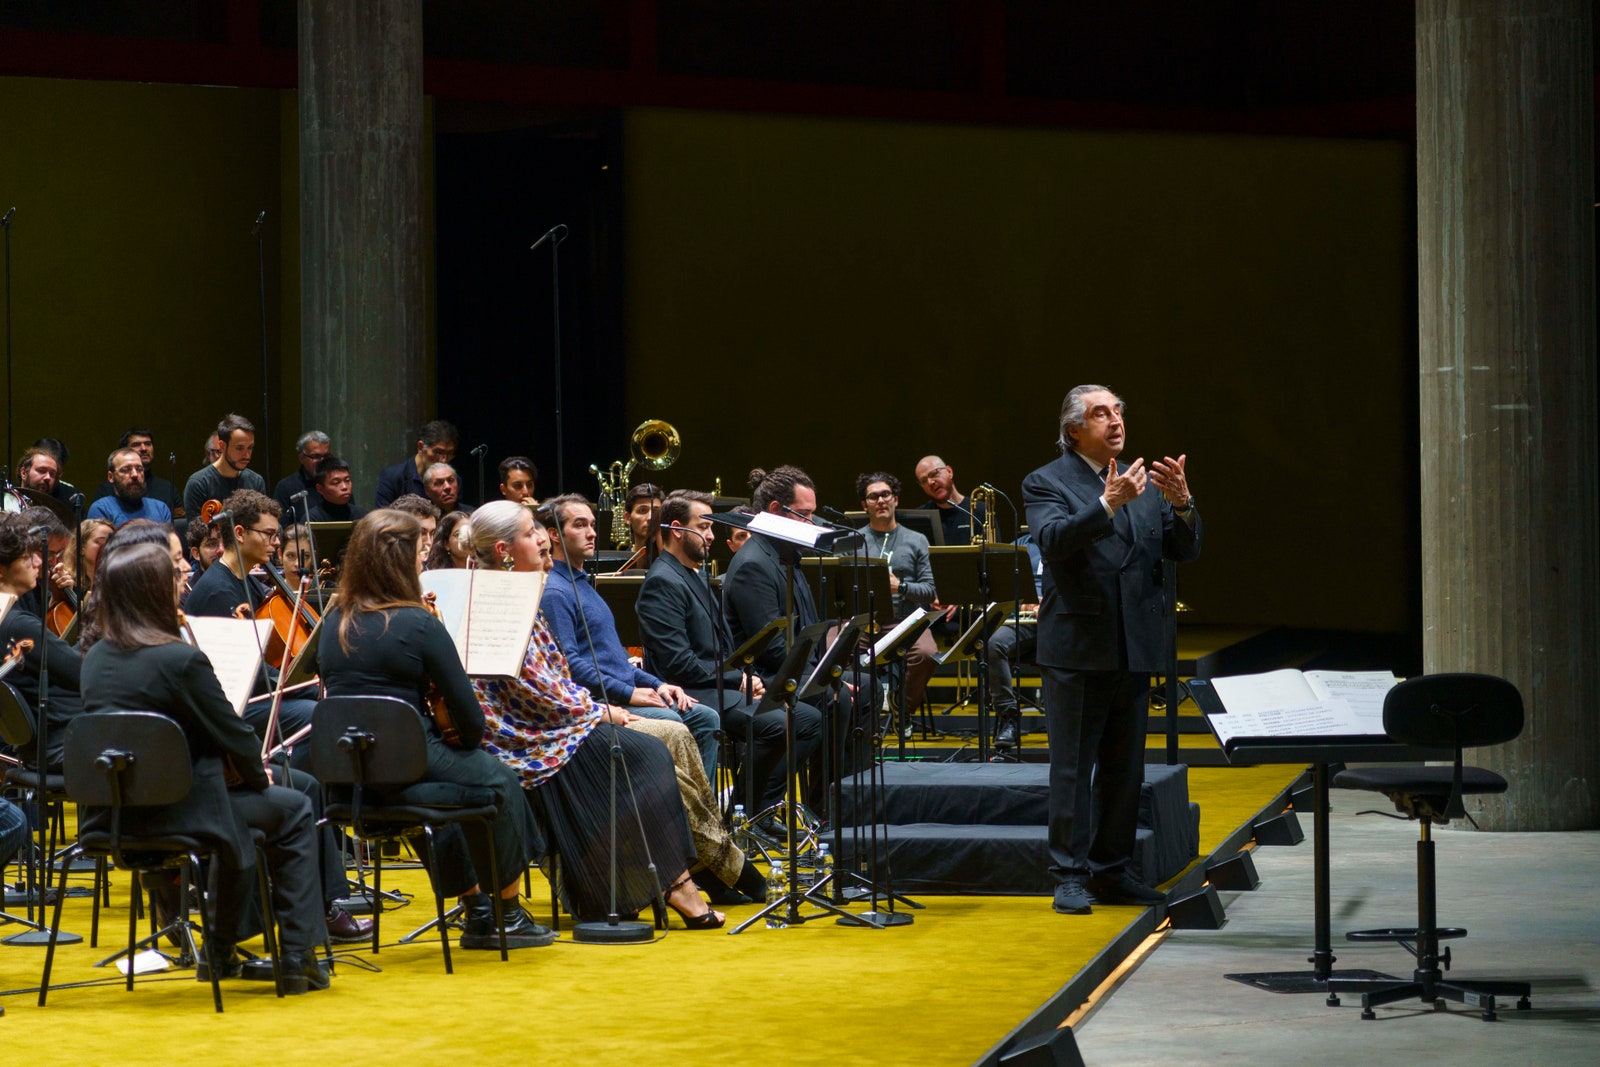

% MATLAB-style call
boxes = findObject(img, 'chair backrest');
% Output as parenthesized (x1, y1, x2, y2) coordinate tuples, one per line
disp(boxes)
(62, 711, 193, 808)
(0, 680, 35, 748)
(1382, 673, 1524, 751)
(310, 696, 429, 788)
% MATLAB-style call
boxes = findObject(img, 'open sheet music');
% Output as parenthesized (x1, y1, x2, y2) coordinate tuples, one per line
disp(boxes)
(0, 592, 14, 629)
(1206, 668, 1400, 749)
(420, 569, 545, 678)
(872, 607, 930, 662)
(184, 616, 275, 715)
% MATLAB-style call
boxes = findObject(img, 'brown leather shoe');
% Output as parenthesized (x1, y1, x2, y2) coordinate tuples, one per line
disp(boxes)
(325, 905, 374, 943)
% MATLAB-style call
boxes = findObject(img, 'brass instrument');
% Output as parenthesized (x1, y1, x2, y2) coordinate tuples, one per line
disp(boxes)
(590, 419, 681, 549)
(969, 485, 997, 545)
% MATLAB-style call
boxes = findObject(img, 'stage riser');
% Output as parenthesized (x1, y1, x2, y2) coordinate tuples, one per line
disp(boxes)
(839, 810, 1199, 895)
(838, 763, 1200, 893)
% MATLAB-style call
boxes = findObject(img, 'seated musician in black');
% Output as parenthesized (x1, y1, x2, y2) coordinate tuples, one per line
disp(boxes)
(0, 513, 83, 769)
(79, 541, 329, 992)
(637, 489, 821, 818)
(183, 489, 317, 762)
(306, 455, 367, 523)
(315, 508, 550, 949)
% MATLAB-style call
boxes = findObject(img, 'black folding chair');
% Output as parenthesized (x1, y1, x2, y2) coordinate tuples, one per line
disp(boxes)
(309, 696, 508, 971)
(40, 711, 284, 1010)
(1325, 674, 1534, 1021)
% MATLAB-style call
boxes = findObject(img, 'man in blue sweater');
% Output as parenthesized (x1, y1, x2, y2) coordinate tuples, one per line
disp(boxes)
(537, 493, 720, 779)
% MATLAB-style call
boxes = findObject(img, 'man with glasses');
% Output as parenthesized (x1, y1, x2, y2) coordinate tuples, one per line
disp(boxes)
(913, 455, 986, 546)
(273, 430, 332, 521)
(856, 471, 938, 735)
(92, 427, 180, 513)
(374, 419, 459, 508)
(88, 447, 174, 527)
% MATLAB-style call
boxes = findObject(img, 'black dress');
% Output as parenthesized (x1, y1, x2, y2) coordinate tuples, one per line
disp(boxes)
(316, 605, 541, 896)
(0, 604, 83, 768)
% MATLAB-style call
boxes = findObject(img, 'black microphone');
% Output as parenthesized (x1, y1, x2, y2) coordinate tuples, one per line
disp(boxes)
(27, 524, 51, 540)
(815, 504, 855, 525)
(659, 522, 709, 542)
(207, 509, 234, 529)
(469, 443, 488, 458)
(253, 210, 266, 236)
(529, 223, 569, 251)
(1, 207, 14, 227)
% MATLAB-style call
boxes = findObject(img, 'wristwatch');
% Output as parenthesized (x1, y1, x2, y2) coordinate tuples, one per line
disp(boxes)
(1174, 496, 1195, 512)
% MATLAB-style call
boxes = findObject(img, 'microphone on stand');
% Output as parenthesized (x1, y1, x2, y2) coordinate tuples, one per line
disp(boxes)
(1, 208, 15, 228)
(206, 509, 234, 529)
(253, 210, 266, 236)
(529, 223, 569, 251)
(290, 488, 312, 525)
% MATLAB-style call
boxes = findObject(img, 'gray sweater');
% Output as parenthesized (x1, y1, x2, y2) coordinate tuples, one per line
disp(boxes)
(857, 522, 935, 618)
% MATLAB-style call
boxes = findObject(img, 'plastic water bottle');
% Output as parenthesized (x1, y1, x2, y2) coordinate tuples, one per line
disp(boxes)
(732, 804, 746, 833)
(816, 843, 834, 884)
(765, 865, 788, 928)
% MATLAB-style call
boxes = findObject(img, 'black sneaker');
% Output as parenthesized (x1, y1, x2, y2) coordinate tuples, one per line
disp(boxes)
(1053, 880, 1092, 915)
(1086, 871, 1166, 906)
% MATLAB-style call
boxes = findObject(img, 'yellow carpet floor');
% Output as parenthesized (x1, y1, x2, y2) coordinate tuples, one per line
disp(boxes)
(2, 763, 1298, 1066)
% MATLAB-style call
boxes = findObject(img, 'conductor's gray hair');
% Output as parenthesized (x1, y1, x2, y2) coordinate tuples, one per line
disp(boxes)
(1058, 384, 1122, 454)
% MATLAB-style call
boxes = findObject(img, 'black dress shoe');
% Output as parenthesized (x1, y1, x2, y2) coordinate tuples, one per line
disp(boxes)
(325, 905, 374, 944)
(460, 895, 557, 949)
(733, 857, 769, 904)
(994, 715, 1020, 750)
(195, 945, 244, 981)
(1085, 871, 1166, 906)
(695, 868, 753, 906)
(279, 953, 331, 994)
(1052, 880, 1092, 915)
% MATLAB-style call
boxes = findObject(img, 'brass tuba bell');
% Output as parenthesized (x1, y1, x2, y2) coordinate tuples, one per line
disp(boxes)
(631, 419, 680, 471)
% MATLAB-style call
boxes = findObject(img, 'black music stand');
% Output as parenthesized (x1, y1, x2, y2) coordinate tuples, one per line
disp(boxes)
(733, 625, 872, 934)
(876, 608, 943, 761)
(800, 557, 897, 632)
(720, 614, 789, 846)
(592, 573, 645, 647)
(1190, 678, 1446, 996)
(931, 599, 1015, 762)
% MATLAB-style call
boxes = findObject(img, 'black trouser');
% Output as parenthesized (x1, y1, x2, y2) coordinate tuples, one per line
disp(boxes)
(270, 764, 348, 907)
(987, 621, 1039, 717)
(217, 785, 323, 958)
(1041, 667, 1147, 883)
(719, 694, 822, 814)
(419, 735, 542, 899)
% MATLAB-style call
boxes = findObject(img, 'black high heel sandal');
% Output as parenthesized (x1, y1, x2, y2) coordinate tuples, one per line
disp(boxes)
(664, 874, 726, 929)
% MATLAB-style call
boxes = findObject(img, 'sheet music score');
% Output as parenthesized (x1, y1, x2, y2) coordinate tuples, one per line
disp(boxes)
(421, 569, 545, 678)
(1208, 668, 1399, 745)
(748, 510, 823, 548)
(872, 607, 930, 662)
(183, 616, 275, 715)
(0, 592, 15, 628)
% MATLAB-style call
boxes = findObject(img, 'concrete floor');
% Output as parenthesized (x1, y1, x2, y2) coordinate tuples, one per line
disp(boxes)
(1074, 789, 1600, 1066)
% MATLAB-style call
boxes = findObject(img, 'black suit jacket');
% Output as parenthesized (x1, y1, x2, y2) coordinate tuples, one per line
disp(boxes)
(1022, 452, 1201, 673)
(721, 533, 818, 679)
(636, 553, 747, 709)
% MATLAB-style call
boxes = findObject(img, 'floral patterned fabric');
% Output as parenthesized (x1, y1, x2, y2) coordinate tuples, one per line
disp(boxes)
(473, 614, 602, 788)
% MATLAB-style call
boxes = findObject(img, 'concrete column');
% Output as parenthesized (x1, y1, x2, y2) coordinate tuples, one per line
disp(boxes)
(299, 0, 425, 499)
(1417, 0, 1597, 829)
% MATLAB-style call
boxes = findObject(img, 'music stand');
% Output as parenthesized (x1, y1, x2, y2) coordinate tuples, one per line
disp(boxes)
(720, 614, 789, 838)
(927, 546, 1026, 761)
(304, 520, 354, 580)
(933, 600, 1015, 762)
(875, 609, 943, 760)
(592, 573, 645, 647)
(800, 557, 896, 631)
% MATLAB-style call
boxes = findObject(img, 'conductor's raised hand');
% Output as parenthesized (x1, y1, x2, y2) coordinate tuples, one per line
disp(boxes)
(1149, 455, 1191, 506)
(1103, 457, 1146, 511)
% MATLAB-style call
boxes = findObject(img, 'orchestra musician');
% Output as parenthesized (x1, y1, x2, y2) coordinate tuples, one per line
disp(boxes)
(314, 508, 552, 949)
(913, 454, 986, 546)
(537, 493, 721, 779)
(384, 494, 441, 555)
(182, 414, 267, 520)
(618, 482, 662, 571)
(279, 523, 315, 588)
(183, 490, 318, 761)
(424, 511, 473, 571)
(0, 512, 84, 768)
(1023, 384, 1200, 915)
(273, 430, 332, 521)
(90, 428, 180, 514)
(987, 535, 1042, 751)
(78, 518, 115, 588)
(465, 500, 729, 926)
(78, 540, 331, 991)
(422, 462, 467, 515)
(373, 419, 458, 508)
(497, 456, 538, 504)
(87, 447, 173, 527)
(637, 488, 822, 823)
(856, 471, 938, 734)
(306, 455, 366, 523)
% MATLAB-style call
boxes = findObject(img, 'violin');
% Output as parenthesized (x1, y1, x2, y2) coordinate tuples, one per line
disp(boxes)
(0, 637, 36, 682)
(420, 590, 463, 748)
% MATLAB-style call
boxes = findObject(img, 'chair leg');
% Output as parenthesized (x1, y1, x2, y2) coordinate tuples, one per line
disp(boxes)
(371, 847, 384, 955)
(36, 844, 78, 1007)
(191, 855, 223, 1013)
(422, 826, 454, 975)
(253, 846, 285, 998)
(90, 857, 105, 947)
(483, 819, 506, 963)
(126, 872, 140, 993)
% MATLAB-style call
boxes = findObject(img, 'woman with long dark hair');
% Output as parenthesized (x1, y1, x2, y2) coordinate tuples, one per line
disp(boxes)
(314, 509, 551, 949)
(79, 541, 329, 992)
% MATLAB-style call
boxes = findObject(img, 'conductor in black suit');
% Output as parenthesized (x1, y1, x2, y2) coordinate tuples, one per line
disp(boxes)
(635, 490, 821, 815)
(1023, 384, 1201, 915)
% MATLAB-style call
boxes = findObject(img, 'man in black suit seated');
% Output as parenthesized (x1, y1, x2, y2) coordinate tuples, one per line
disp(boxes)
(1023, 384, 1201, 916)
(635, 490, 821, 821)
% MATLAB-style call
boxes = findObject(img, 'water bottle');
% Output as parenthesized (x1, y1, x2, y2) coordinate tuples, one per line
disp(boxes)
(765, 865, 788, 928)
(816, 843, 834, 884)
(732, 804, 746, 833)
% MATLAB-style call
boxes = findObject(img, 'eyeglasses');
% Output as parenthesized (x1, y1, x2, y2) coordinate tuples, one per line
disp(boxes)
(864, 490, 896, 502)
(246, 527, 282, 542)
(918, 466, 950, 483)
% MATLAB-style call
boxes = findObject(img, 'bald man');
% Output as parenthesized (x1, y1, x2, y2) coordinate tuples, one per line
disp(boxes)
(913, 454, 986, 546)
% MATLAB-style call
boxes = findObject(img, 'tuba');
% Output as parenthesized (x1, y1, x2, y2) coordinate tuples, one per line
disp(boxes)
(591, 420, 681, 549)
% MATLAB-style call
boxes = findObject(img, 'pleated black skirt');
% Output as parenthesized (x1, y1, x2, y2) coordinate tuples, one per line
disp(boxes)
(532, 722, 696, 922)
